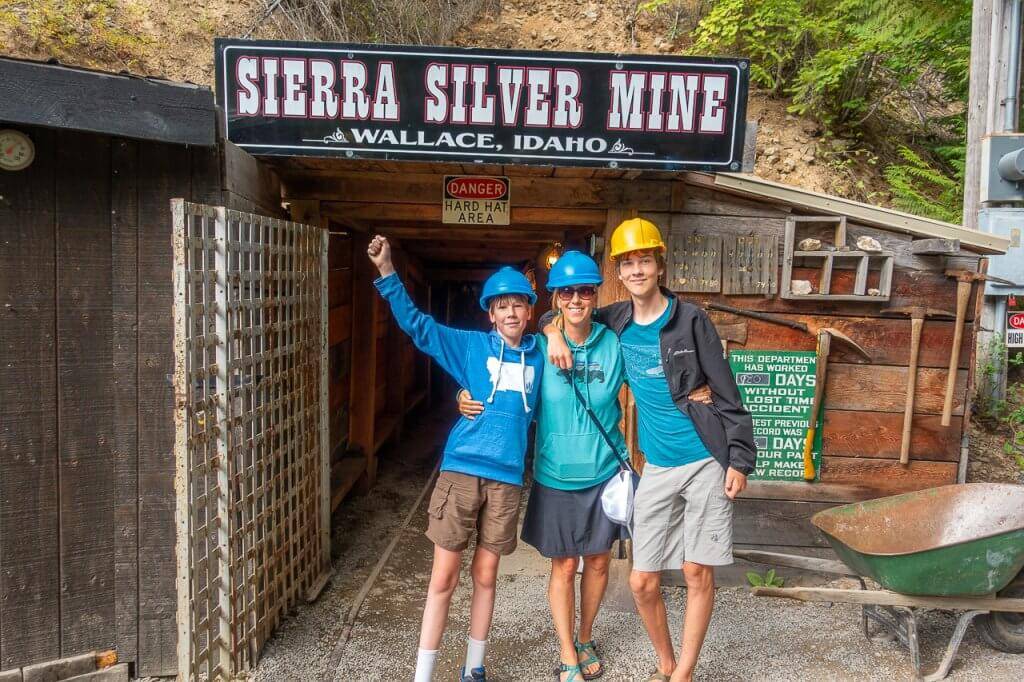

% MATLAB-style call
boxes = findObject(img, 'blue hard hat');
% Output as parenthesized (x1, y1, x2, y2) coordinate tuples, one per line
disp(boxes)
(546, 250, 603, 291)
(479, 266, 538, 311)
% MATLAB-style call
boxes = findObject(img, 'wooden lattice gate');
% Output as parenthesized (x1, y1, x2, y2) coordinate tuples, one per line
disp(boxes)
(171, 200, 330, 680)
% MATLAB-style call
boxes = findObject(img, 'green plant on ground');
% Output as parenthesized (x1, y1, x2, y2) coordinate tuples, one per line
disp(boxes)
(1002, 356, 1024, 473)
(975, 337, 1010, 421)
(746, 569, 784, 588)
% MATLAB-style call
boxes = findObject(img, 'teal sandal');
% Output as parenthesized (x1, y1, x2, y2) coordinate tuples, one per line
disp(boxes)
(574, 639, 603, 680)
(554, 662, 583, 681)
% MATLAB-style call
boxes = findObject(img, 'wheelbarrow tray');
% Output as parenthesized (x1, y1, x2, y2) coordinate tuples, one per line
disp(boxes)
(811, 483, 1024, 597)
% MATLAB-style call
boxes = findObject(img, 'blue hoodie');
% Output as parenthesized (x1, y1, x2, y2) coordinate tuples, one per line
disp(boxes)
(375, 273, 544, 485)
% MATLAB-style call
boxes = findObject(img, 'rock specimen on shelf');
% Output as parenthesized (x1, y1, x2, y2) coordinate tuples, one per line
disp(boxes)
(856, 235, 883, 252)
(791, 280, 813, 295)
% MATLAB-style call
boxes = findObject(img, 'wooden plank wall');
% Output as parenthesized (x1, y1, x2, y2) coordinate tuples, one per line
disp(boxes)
(0, 126, 222, 676)
(654, 186, 978, 493)
(280, 167, 980, 500)
(278, 161, 982, 557)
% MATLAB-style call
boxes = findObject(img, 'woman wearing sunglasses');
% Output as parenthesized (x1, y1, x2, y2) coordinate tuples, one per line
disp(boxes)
(458, 251, 626, 681)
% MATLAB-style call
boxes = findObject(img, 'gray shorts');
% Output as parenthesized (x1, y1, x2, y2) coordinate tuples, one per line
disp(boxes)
(631, 457, 733, 571)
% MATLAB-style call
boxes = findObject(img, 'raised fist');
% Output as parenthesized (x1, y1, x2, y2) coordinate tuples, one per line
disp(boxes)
(367, 235, 395, 276)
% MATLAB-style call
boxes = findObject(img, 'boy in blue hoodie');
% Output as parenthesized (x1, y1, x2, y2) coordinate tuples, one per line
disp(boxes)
(368, 235, 544, 682)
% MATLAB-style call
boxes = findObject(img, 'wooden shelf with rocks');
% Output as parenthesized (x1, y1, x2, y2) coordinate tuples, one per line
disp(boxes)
(781, 215, 894, 302)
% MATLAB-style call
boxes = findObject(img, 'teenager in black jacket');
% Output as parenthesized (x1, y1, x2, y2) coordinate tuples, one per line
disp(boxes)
(543, 218, 756, 682)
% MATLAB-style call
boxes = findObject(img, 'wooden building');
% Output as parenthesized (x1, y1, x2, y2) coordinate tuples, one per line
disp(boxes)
(0, 53, 1012, 679)
(271, 159, 1008, 564)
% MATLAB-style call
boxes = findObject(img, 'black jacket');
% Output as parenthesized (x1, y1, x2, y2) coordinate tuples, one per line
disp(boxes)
(542, 288, 757, 475)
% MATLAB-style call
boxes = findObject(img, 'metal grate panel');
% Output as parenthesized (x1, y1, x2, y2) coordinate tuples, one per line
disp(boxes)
(173, 200, 328, 680)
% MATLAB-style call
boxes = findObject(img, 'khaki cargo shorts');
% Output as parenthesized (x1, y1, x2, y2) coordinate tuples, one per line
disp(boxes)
(631, 457, 733, 571)
(426, 471, 522, 556)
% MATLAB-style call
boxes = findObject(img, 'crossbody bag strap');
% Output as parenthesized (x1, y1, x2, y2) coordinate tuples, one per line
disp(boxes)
(567, 374, 634, 474)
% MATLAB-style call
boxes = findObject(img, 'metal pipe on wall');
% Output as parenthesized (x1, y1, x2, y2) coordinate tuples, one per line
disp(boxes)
(993, 294, 1010, 403)
(1007, 0, 1023, 130)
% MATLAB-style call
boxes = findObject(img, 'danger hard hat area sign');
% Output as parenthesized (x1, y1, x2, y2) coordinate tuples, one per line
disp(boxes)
(442, 175, 510, 226)
(1009, 312, 1024, 348)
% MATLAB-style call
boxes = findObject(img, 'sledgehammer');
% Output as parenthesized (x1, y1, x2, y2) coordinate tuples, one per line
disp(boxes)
(941, 270, 1018, 426)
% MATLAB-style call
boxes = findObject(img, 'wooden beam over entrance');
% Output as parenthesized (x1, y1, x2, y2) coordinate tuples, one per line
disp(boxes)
(381, 226, 565, 242)
(322, 202, 606, 227)
(281, 171, 675, 210)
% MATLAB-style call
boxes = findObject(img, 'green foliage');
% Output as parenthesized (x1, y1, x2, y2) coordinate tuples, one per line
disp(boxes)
(1002, 365, 1024, 473)
(693, 0, 971, 128)
(883, 144, 965, 223)
(976, 337, 1010, 421)
(746, 569, 784, 588)
(1, 0, 151, 66)
(689, 0, 972, 220)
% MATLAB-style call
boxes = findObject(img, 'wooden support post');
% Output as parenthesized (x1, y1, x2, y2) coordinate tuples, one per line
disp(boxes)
(600, 208, 644, 470)
(385, 251, 409, 444)
(350, 234, 380, 491)
(319, 228, 331, 571)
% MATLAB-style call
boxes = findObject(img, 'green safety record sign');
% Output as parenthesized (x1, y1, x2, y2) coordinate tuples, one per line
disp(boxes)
(728, 350, 822, 481)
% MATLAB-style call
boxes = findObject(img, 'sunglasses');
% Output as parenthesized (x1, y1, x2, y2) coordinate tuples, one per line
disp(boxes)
(556, 285, 597, 301)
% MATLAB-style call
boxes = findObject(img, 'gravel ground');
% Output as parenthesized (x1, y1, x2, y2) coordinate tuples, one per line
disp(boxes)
(249, 408, 1022, 682)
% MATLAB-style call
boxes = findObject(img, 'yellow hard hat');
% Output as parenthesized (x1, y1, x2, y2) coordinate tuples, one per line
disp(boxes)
(608, 218, 666, 260)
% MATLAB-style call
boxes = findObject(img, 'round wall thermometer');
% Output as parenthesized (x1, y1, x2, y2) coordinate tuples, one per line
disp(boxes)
(0, 129, 35, 171)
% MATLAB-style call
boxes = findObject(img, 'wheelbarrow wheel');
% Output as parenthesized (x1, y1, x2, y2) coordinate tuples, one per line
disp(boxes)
(976, 571, 1024, 654)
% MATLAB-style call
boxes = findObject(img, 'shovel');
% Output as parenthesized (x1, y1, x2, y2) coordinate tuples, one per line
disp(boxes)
(603, 539, 636, 613)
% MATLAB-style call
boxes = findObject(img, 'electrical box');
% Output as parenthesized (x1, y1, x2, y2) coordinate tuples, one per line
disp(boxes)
(981, 133, 1024, 203)
(978, 207, 1024, 295)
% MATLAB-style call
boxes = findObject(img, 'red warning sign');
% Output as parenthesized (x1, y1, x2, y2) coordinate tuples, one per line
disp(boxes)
(1009, 312, 1024, 348)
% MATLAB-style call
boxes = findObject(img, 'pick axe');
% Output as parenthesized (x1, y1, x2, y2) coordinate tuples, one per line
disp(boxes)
(942, 270, 1019, 426)
(883, 306, 956, 464)
(802, 327, 871, 481)
(705, 302, 872, 481)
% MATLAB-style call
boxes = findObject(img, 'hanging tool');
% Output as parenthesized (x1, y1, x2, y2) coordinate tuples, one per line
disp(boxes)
(714, 321, 748, 359)
(799, 327, 871, 481)
(883, 306, 956, 464)
(704, 302, 871, 482)
(802, 330, 830, 481)
(706, 301, 809, 332)
(941, 270, 1019, 426)
(705, 302, 871, 360)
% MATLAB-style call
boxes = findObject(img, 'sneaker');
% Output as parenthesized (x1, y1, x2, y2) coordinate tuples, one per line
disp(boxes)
(459, 665, 486, 682)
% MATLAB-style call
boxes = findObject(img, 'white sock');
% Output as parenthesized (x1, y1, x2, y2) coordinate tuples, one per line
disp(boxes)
(415, 648, 438, 682)
(465, 636, 487, 670)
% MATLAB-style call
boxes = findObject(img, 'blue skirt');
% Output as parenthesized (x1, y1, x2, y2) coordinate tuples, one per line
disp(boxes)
(520, 478, 627, 558)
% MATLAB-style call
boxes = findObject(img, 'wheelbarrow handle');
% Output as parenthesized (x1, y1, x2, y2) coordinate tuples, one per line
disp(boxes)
(734, 549, 857, 577)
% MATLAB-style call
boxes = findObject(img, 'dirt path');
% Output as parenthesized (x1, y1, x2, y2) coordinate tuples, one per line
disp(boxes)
(254, 408, 1021, 681)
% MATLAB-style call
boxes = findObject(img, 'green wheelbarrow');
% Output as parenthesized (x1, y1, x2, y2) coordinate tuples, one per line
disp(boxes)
(737, 483, 1024, 681)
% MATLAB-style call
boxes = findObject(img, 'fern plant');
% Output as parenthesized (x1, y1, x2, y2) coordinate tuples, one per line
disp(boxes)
(883, 145, 964, 223)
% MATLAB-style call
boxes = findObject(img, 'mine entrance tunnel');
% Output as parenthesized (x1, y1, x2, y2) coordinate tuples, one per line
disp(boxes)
(265, 157, 661, 507)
